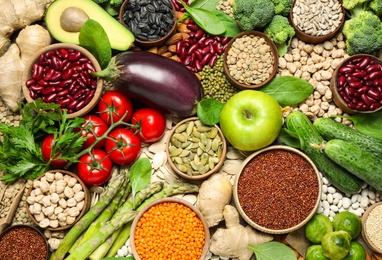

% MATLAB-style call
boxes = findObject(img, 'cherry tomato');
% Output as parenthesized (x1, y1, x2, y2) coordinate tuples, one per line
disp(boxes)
(77, 149, 113, 186)
(105, 128, 141, 165)
(97, 91, 133, 125)
(131, 108, 166, 143)
(41, 134, 67, 168)
(80, 115, 109, 149)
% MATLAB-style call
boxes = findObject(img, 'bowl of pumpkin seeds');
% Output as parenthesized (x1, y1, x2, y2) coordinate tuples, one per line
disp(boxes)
(166, 117, 227, 181)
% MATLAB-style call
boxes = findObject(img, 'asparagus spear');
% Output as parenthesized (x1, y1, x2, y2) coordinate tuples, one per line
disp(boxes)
(69, 170, 131, 253)
(50, 173, 127, 260)
(102, 182, 200, 259)
(66, 181, 164, 260)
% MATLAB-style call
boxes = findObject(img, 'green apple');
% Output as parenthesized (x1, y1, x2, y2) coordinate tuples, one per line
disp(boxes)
(219, 90, 282, 151)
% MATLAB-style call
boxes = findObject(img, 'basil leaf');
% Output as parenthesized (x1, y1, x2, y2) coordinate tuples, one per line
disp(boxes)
(279, 128, 301, 149)
(249, 241, 297, 260)
(333, 111, 382, 140)
(130, 158, 152, 205)
(261, 76, 314, 106)
(189, 0, 220, 11)
(79, 19, 112, 69)
(179, 0, 226, 35)
(212, 10, 241, 37)
(197, 98, 225, 126)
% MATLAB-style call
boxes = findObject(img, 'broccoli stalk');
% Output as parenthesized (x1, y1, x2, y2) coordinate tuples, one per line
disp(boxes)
(233, 0, 275, 30)
(264, 15, 295, 56)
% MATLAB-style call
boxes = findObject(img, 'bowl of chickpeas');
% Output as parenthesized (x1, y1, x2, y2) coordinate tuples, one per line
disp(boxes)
(130, 197, 210, 260)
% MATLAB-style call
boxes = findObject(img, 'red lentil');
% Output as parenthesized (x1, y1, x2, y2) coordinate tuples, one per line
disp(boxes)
(237, 149, 319, 230)
(134, 201, 205, 260)
(0, 225, 48, 260)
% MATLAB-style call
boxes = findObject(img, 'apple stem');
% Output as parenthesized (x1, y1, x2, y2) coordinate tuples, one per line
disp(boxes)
(243, 110, 252, 120)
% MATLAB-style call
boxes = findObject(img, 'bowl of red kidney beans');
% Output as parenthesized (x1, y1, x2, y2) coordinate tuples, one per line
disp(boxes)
(22, 43, 103, 119)
(330, 54, 382, 115)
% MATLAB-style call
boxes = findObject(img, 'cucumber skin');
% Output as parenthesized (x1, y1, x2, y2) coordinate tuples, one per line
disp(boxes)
(286, 111, 363, 194)
(324, 139, 382, 193)
(314, 118, 382, 158)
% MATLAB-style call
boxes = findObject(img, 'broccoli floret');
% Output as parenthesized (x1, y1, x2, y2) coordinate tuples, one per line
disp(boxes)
(233, 0, 275, 30)
(271, 0, 292, 17)
(342, 10, 382, 55)
(369, 0, 382, 15)
(342, 0, 370, 17)
(264, 15, 295, 56)
(93, 0, 109, 3)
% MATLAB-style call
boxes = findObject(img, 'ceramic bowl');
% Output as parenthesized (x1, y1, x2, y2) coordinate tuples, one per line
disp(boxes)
(223, 31, 278, 90)
(119, 0, 177, 48)
(362, 202, 382, 254)
(289, 0, 345, 44)
(233, 145, 321, 234)
(330, 54, 382, 115)
(22, 43, 103, 119)
(166, 117, 227, 181)
(26, 170, 91, 231)
(130, 197, 210, 260)
(0, 224, 49, 260)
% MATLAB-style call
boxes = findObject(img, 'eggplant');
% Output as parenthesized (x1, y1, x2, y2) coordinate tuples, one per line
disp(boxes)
(93, 51, 204, 117)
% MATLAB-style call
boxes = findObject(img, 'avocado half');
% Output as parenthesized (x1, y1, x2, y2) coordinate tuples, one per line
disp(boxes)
(45, 0, 134, 51)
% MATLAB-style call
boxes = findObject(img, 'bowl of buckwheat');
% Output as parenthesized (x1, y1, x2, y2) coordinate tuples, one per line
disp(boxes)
(289, 0, 345, 44)
(223, 31, 278, 90)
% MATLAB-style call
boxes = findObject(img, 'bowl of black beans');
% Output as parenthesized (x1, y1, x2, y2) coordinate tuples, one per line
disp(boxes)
(119, 0, 177, 48)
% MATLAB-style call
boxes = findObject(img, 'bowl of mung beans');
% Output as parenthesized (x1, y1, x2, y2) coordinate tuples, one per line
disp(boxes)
(330, 54, 382, 115)
(233, 145, 322, 234)
(119, 0, 177, 48)
(289, 0, 345, 44)
(0, 224, 49, 260)
(130, 197, 210, 260)
(166, 117, 227, 181)
(361, 202, 382, 254)
(223, 31, 278, 90)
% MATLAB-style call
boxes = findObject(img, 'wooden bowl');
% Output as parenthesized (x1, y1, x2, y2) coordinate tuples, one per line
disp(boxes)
(233, 145, 322, 234)
(330, 54, 382, 115)
(166, 117, 227, 181)
(22, 43, 103, 119)
(130, 197, 210, 260)
(223, 31, 278, 90)
(26, 170, 91, 231)
(119, 0, 177, 49)
(0, 224, 49, 260)
(362, 202, 382, 254)
(289, 0, 345, 44)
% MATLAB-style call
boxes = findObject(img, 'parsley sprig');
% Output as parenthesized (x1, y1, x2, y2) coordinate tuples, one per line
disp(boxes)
(0, 99, 86, 182)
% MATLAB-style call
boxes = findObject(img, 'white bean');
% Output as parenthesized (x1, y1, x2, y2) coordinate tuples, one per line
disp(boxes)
(342, 197, 351, 209)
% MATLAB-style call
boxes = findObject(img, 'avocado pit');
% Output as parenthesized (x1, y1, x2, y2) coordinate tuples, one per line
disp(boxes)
(60, 7, 89, 32)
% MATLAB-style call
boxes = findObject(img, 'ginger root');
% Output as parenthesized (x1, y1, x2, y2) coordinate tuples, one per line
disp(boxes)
(197, 173, 232, 227)
(210, 205, 274, 260)
(0, 24, 51, 111)
(0, 0, 53, 54)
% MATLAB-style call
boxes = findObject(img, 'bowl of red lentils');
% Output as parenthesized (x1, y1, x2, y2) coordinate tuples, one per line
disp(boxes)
(233, 145, 322, 234)
(362, 202, 382, 254)
(289, 0, 345, 44)
(22, 43, 103, 119)
(130, 197, 210, 260)
(223, 31, 278, 90)
(330, 54, 382, 115)
(0, 224, 49, 260)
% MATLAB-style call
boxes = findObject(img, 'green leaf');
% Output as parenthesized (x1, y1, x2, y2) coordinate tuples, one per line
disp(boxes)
(130, 158, 152, 205)
(197, 98, 225, 126)
(279, 128, 301, 149)
(212, 10, 241, 37)
(261, 76, 314, 106)
(101, 257, 134, 260)
(248, 241, 297, 260)
(179, 0, 226, 36)
(189, 0, 220, 11)
(79, 19, 112, 69)
(333, 111, 382, 140)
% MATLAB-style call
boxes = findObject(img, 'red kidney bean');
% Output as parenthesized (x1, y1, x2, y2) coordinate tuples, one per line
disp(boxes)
(370, 102, 381, 110)
(201, 53, 213, 66)
(369, 70, 382, 80)
(186, 23, 198, 32)
(337, 75, 346, 87)
(67, 99, 79, 110)
(361, 94, 373, 105)
(32, 64, 43, 80)
(43, 93, 58, 103)
(209, 54, 218, 67)
(339, 65, 355, 73)
(68, 51, 82, 61)
(194, 59, 202, 71)
(355, 57, 371, 69)
(368, 89, 382, 100)
(351, 71, 367, 78)
(38, 79, 49, 87)
(365, 64, 381, 73)
(357, 86, 369, 93)
(42, 86, 56, 96)
(29, 85, 44, 93)
(187, 43, 199, 55)
(75, 99, 87, 111)
(57, 89, 69, 97)
(56, 97, 72, 108)
(62, 68, 74, 80)
(348, 81, 363, 88)
(194, 29, 204, 39)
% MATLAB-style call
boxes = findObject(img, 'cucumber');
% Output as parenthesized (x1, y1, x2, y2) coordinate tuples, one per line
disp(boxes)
(324, 139, 382, 193)
(285, 111, 363, 194)
(314, 117, 382, 158)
